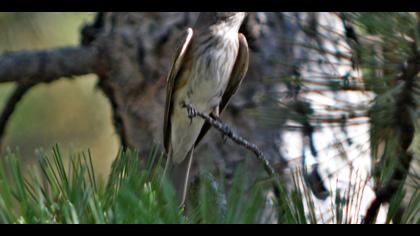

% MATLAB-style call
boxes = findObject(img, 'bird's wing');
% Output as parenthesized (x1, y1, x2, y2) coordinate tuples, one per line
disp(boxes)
(164, 28, 194, 151)
(195, 33, 249, 146)
(218, 33, 249, 114)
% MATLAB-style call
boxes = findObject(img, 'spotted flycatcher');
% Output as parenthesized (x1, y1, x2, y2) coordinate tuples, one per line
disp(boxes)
(163, 12, 249, 206)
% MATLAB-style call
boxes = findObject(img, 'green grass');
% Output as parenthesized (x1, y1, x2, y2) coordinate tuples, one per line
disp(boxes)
(0, 145, 418, 224)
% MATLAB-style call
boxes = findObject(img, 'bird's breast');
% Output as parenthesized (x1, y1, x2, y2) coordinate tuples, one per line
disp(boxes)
(186, 36, 238, 108)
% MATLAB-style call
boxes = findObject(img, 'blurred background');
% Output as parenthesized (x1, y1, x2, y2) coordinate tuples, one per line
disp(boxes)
(0, 13, 119, 178)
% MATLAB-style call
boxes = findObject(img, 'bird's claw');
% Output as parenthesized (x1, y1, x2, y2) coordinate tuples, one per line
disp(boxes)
(182, 102, 197, 124)
(187, 107, 197, 119)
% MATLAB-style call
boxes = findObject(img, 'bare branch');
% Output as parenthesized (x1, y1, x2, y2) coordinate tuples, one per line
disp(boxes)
(183, 103, 277, 178)
(0, 46, 106, 151)
(0, 46, 102, 84)
(0, 82, 35, 150)
(97, 79, 128, 148)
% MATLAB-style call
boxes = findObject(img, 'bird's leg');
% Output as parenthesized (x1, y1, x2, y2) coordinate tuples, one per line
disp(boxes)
(182, 102, 197, 124)
(211, 106, 220, 120)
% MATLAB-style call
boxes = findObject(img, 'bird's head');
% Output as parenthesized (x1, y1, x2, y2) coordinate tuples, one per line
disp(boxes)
(195, 12, 247, 32)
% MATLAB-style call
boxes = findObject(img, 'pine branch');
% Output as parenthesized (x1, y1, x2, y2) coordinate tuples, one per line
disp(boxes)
(0, 46, 102, 84)
(364, 41, 420, 224)
(0, 46, 107, 151)
(97, 79, 128, 148)
(182, 103, 276, 178)
(0, 82, 35, 150)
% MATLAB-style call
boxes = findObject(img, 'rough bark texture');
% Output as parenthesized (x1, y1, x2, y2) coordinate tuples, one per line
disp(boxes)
(0, 46, 102, 84)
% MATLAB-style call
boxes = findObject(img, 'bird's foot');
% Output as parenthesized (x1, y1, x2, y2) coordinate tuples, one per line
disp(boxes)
(182, 102, 197, 124)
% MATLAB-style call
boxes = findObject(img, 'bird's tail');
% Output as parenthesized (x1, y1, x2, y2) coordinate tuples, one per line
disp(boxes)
(163, 146, 194, 207)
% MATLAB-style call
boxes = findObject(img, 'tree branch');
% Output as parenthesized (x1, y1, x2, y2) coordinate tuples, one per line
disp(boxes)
(183, 103, 276, 178)
(0, 46, 102, 84)
(0, 46, 107, 152)
(0, 82, 35, 150)
(97, 79, 128, 148)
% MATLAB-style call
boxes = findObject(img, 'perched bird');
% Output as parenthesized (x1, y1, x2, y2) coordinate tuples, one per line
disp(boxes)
(163, 12, 249, 206)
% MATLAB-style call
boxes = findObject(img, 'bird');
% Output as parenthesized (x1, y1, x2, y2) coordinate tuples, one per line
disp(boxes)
(163, 12, 249, 207)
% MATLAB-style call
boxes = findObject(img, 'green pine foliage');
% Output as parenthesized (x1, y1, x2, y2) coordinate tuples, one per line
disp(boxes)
(0, 144, 418, 224)
(0, 145, 266, 224)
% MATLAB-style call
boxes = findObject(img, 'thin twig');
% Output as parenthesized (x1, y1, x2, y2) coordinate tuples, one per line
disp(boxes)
(183, 103, 276, 178)
(0, 82, 36, 151)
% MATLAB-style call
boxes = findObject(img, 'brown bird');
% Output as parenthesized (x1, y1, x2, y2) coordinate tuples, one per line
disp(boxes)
(163, 12, 249, 206)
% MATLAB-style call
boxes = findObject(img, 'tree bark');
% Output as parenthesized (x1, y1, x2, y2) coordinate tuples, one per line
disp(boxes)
(0, 47, 102, 84)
